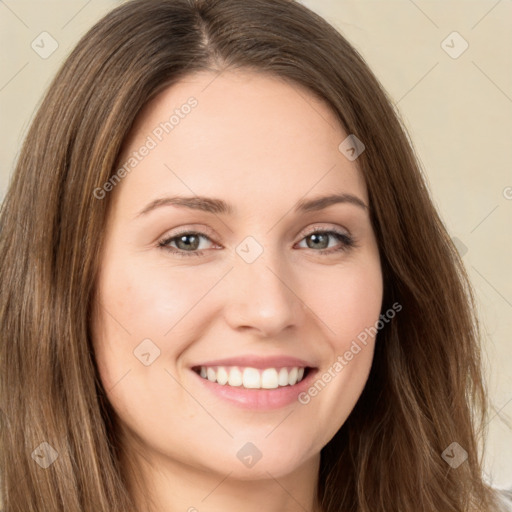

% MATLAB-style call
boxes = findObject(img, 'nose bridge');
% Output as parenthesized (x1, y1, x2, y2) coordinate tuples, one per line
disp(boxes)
(223, 240, 302, 335)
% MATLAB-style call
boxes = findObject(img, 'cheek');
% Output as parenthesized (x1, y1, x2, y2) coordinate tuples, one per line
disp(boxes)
(305, 259, 383, 349)
(90, 255, 169, 391)
(97, 252, 204, 341)
(91, 248, 219, 390)
(295, 263, 382, 445)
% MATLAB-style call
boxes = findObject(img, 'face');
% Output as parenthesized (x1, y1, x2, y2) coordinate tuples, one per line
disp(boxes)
(91, 70, 383, 483)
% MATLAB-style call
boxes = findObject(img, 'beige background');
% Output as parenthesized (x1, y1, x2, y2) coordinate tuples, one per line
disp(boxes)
(0, 0, 510, 488)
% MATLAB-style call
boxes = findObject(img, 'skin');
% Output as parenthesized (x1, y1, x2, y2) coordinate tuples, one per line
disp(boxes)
(91, 69, 383, 512)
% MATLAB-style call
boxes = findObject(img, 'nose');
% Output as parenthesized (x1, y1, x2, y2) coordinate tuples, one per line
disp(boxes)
(222, 248, 304, 337)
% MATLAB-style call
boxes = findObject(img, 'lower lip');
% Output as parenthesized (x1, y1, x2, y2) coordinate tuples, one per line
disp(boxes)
(191, 368, 318, 410)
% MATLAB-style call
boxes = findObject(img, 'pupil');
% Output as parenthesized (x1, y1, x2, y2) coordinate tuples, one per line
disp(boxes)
(309, 233, 328, 249)
(178, 234, 199, 250)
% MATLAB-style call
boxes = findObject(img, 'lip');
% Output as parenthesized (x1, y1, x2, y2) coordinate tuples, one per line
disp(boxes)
(190, 365, 319, 410)
(190, 355, 314, 370)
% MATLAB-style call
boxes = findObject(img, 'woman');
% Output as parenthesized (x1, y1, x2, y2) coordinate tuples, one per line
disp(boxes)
(0, 0, 510, 510)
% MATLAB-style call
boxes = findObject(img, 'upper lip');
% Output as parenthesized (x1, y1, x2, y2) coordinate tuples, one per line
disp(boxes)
(191, 355, 316, 370)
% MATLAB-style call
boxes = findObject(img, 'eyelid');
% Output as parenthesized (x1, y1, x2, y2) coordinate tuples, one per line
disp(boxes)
(159, 224, 218, 241)
(159, 223, 351, 246)
(296, 223, 351, 239)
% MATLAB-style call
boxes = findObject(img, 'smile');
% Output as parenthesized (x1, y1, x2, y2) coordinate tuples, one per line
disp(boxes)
(192, 365, 309, 389)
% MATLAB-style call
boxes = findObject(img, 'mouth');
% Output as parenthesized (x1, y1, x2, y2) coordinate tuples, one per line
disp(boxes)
(191, 365, 313, 389)
(190, 360, 319, 409)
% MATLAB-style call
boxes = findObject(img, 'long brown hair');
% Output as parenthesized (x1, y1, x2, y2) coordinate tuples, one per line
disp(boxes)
(0, 0, 503, 510)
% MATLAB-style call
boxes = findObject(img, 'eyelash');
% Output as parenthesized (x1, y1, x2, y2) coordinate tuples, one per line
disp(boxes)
(157, 226, 357, 258)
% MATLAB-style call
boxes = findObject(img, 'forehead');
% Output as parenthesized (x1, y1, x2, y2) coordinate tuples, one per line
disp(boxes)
(114, 69, 368, 214)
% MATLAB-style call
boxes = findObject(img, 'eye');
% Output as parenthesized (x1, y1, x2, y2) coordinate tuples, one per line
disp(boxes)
(157, 226, 357, 257)
(295, 227, 356, 255)
(158, 231, 216, 257)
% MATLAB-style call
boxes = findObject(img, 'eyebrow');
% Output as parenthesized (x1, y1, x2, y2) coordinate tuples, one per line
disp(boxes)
(135, 192, 368, 218)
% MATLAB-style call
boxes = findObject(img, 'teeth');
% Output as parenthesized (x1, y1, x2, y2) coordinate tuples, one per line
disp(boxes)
(261, 368, 278, 389)
(288, 367, 298, 386)
(278, 368, 289, 386)
(243, 368, 261, 388)
(228, 367, 242, 387)
(195, 365, 307, 389)
(216, 366, 229, 385)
